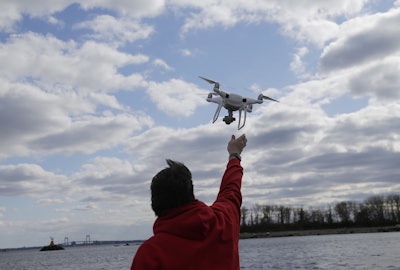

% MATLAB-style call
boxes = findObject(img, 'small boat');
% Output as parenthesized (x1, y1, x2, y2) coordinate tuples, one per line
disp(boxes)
(40, 238, 64, 251)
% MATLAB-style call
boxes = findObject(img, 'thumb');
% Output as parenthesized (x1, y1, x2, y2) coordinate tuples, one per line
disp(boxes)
(231, 135, 236, 141)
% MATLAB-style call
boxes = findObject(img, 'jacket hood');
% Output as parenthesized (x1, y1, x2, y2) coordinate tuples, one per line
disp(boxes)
(153, 200, 214, 240)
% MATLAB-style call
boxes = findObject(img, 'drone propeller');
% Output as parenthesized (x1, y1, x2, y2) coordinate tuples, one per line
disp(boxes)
(199, 76, 218, 85)
(262, 95, 279, 102)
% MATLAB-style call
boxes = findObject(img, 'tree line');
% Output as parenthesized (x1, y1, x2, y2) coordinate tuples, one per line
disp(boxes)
(240, 194, 400, 233)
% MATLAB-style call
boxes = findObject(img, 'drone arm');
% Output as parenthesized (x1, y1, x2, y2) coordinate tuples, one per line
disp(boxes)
(237, 108, 247, 130)
(199, 76, 221, 93)
(243, 95, 279, 107)
(213, 102, 223, 123)
(244, 97, 262, 105)
(214, 87, 224, 97)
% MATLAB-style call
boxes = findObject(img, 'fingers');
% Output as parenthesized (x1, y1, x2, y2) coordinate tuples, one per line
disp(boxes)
(230, 134, 246, 143)
(232, 134, 245, 140)
(228, 134, 247, 152)
(237, 134, 247, 147)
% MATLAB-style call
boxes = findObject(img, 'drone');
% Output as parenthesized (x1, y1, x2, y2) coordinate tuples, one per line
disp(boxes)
(200, 76, 279, 130)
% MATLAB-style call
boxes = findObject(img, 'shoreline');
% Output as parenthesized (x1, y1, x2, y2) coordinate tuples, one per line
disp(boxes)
(240, 225, 400, 239)
(2, 226, 399, 250)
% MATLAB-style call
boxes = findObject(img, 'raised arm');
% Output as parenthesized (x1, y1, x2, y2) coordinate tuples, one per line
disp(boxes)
(213, 134, 247, 220)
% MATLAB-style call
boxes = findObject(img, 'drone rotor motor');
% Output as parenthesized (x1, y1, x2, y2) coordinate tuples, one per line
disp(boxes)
(246, 104, 253, 112)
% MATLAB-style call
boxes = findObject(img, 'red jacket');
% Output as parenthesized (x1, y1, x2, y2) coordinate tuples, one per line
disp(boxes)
(131, 158, 243, 270)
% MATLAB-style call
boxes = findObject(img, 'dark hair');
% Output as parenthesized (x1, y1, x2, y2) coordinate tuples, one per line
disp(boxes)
(151, 159, 195, 217)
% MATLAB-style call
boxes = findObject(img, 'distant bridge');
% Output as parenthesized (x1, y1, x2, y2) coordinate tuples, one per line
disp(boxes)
(61, 235, 142, 246)
(63, 235, 92, 246)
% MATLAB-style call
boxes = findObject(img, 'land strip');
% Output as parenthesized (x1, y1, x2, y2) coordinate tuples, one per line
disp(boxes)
(240, 225, 400, 239)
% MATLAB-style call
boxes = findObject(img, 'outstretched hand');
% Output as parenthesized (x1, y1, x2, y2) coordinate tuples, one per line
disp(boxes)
(227, 134, 247, 155)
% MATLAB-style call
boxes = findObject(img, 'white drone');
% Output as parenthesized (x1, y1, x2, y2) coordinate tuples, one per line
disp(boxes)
(200, 76, 279, 130)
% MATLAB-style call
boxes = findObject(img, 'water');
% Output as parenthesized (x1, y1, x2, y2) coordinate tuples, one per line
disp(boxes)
(1, 232, 399, 270)
(239, 232, 400, 269)
(0, 244, 136, 270)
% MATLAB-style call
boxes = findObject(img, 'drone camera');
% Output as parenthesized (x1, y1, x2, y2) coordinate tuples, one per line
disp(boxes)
(223, 116, 235, 125)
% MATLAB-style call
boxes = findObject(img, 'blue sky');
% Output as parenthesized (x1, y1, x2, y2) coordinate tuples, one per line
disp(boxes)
(1, 0, 400, 249)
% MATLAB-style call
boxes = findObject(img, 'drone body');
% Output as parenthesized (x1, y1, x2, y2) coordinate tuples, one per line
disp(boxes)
(200, 76, 278, 129)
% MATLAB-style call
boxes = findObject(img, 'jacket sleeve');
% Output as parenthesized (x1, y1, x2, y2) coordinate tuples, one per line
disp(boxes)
(131, 241, 161, 270)
(212, 158, 243, 224)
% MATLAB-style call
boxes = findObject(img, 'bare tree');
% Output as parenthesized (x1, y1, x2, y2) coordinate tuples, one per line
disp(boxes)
(277, 205, 292, 224)
(386, 194, 400, 223)
(335, 202, 352, 224)
(364, 196, 386, 224)
(241, 206, 249, 226)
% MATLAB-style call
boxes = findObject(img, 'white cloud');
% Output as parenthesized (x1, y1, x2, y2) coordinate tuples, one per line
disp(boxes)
(74, 15, 154, 46)
(73, 202, 99, 212)
(320, 8, 400, 72)
(321, 104, 400, 152)
(37, 198, 65, 205)
(0, 163, 70, 197)
(0, 0, 73, 31)
(0, 79, 153, 158)
(74, 157, 138, 187)
(79, 0, 165, 17)
(242, 99, 400, 205)
(152, 58, 173, 71)
(181, 48, 193, 56)
(0, 0, 165, 31)
(0, 32, 149, 92)
(348, 57, 400, 102)
(47, 15, 62, 26)
(174, 0, 367, 46)
(290, 46, 309, 77)
(31, 113, 153, 155)
(0, 81, 72, 158)
(146, 79, 208, 116)
(0, 2, 23, 31)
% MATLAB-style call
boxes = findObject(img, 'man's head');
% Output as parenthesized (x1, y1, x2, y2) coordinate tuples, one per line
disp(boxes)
(151, 159, 195, 217)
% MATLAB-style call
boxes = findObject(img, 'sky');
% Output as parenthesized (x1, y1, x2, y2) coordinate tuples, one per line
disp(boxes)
(0, 0, 400, 249)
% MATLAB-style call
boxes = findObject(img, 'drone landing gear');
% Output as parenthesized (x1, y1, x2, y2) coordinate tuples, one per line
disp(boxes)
(223, 111, 235, 125)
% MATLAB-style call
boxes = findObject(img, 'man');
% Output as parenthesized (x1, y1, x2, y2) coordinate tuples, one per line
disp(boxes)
(131, 134, 247, 270)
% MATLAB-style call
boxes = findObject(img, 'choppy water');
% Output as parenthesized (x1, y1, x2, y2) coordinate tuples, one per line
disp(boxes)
(1, 232, 399, 269)
(239, 232, 400, 269)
